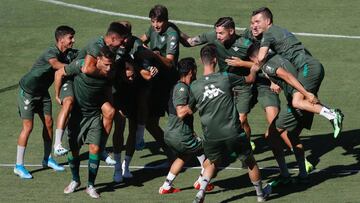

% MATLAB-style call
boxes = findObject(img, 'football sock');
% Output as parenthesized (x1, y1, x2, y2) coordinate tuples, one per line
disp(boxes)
(252, 180, 264, 196)
(68, 154, 80, 182)
(114, 153, 121, 171)
(43, 140, 52, 160)
(136, 124, 145, 141)
(295, 155, 308, 178)
(199, 176, 210, 191)
(16, 145, 26, 165)
(320, 107, 336, 120)
(197, 154, 206, 177)
(275, 155, 290, 177)
(88, 153, 100, 186)
(54, 129, 64, 147)
(162, 172, 176, 189)
(124, 155, 132, 168)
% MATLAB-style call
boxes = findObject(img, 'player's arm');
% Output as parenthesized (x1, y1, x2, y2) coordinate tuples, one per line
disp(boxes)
(180, 31, 210, 47)
(154, 53, 174, 70)
(176, 105, 193, 119)
(275, 67, 318, 103)
(81, 54, 98, 75)
(225, 56, 254, 69)
(245, 64, 260, 83)
(49, 58, 66, 70)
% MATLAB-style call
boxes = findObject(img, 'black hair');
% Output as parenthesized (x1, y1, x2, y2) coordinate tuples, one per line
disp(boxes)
(178, 57, 197, 77)
(200, 44, 217, 65)
(246, 42, 261, 58)
(252, 7, 273, 24)
(99, 46, 116, 61)
(149, 4, 168, 21)
(214, 17, 235, 29)
(55, 25, 75, 42)
(107, 22, 130, 38)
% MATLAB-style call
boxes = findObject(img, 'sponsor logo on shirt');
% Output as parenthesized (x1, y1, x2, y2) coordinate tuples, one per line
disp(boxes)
(202, 84, 224, 101)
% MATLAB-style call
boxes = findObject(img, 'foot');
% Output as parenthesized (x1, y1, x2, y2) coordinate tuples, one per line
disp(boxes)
(193, 181, 215, 191)
(193, 190, 205, 203)
(268, 175, 292, 187)
(86, 185, 100, 199)
(54, 144, 68, 157)
(113, 169, 123, 183)
(14, 164, 32, 179)
(159, 186, 181, 194)
(257, 184, 272, 202)
(122, 161, 133, 178)
(101, 151, 116, 165)
(331, 109, 344, 138)
(305, 158, 314, 173)
(42, 157, 65, 171)
(64, 180, 81, 194)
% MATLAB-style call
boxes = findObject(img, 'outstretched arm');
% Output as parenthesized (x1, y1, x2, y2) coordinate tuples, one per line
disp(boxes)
(176, 105, 193, 120)
(225, 56, 254, 69)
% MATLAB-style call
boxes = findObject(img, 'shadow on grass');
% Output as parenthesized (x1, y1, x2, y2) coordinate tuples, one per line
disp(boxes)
(213, 129, 360, 202)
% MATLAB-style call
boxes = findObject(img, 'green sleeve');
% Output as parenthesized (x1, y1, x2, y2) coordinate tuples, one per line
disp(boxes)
(260, 30, 274, 48)
(166, 31, 179, 55)
(65, 59, 84, 76)
(242, 28, 253, 39)
(198, 31, 216, 44)
(144, 27, 152, 42)
(262, 59, 279, 77)
(87, 42, 101, 58)
(173, 83, 189, 106)
(43, 46, 59, 62)
(227, 72, 246, 87)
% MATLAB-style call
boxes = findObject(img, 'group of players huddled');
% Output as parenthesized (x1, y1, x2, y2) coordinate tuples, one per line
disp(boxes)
(14, 4, 344, 202)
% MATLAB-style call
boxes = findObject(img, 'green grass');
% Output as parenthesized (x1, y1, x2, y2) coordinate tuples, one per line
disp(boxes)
(0, 0, 359, 202)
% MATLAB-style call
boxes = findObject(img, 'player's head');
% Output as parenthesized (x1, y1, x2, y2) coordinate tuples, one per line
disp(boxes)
(214, 17, 236, 45)
(246, 42, 261, 63)
(178, 57, 197, 82)
(200, 44, 217, 67)
(97, 46, 116, 76)
(106, 22, 131, 50)
(55, 25, 75, 49)
(251, 7, 273, 37)
(149, 4, 169, 33)
(124, 56, 135, 82)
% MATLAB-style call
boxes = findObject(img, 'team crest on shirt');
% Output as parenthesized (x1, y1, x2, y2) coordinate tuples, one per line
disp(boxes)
(201, 84, 224, 101)
(160, 36, 165, 42)
(265, 65, 273, 74)
(179, 87, 185, 92)
(232, 46, 239, 52)
(24, 99, 30, 105)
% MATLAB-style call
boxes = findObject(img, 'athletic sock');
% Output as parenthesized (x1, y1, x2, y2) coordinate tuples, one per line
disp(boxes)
(114, 153, 121, 171)
(275, 155, 290, 177)
(135, 124, 145, 141)
(68, 154, 80, 182)
(197, 154, 206, 177)
(296, 156, 308, 178)
(320, 107, 336, 120)
(88, 153, 100, 186)
(199, 176, 210, 191)
(16, 145, 26, 165)
(124, 155, 132, 169)
(162, 172, 176, 190)
(252, 180, 264, 197)
(43, 140, 52, 160)
(54, 129, 64, 147)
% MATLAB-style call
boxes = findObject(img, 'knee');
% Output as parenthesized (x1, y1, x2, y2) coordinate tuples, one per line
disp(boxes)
(89, 144, 100, 154)
(45, 116, 53, 129)
(62, 97, 74, 111)
(102, 105, 115, 120)
(239, 114, 248, 124)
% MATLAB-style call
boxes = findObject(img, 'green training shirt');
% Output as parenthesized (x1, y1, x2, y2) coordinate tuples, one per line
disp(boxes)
(76, 36, 106, 60)
(65, 59, 111, 117)
(19, 44, 78, 95)
(189, 72, 246, 141)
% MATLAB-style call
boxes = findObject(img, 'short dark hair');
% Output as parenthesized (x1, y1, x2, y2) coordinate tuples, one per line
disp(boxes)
(252, 7, 273, 24)
(214, 17, 235, 29)
(118, 20, 132, 34)
(55, 25, 75, 41)
(200, 44, 217, 65)
(178, 57, 197, 77)
(106, 22, 130, 38)
(149, 4, 168, 21)
(246, 42, 261, 58)
(99, 46, 116, 61)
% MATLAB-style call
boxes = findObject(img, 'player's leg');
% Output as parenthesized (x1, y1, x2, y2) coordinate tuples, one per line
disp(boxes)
(122, 118, 137, 178)
(86, 143, 101, 198)
(64, 150, 81, 194)
(135, 87, 150, 150)
(112, 110, 125, 183)
(14, 88, 35, 179)
(159, 155, 188, 194)
(54, 79, 74, 156)
(193, 159, 216, 203)
(100, 101, 116, 165)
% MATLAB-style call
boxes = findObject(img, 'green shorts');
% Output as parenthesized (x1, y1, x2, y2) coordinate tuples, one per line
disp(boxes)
(203, 132, 251, 163)
(275, 103, 314, 132)
(164, 133, 203, 156)
(17, 87, 52, 119)
(59, 78, 74, 103)
(254, 80, 280, 109)
(297, 56, 324, 94)
(65, 110, 104, 151)
(233, 84, 255, 114)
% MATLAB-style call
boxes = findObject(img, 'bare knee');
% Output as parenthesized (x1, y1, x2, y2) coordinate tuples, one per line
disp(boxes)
(62, 97, 74, 111)
(102, 103, 115, 120)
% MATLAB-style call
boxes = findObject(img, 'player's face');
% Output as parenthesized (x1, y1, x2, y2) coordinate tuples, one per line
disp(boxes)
(97, 56, 113, 76)
(251, 13, 270, 37)
(151, 19, 167, 33)
(60, 34, 75, 49)
(215, 26, 233, 44)
(109, 35, 128, 50)
(125, 62, 135, 82)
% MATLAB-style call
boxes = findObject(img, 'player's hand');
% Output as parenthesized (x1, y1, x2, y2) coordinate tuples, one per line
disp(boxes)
(225, 56, 243, 67)
(250, 63, 260, 72)
(55, 96, 61, 105)
(149, 66, 158, 78)
(306, 92, 320, 104)
(270, 82, 282, 94)
(153, 50, 161, 55)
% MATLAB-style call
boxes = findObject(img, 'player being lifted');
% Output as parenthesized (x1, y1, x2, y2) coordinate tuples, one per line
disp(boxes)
(14, 25, 77, 179)
(188, 44, 271, 202)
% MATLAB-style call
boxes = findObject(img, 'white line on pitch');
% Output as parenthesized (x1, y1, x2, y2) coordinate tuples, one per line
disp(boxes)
(37, 0, 360, 39)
